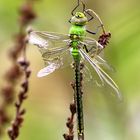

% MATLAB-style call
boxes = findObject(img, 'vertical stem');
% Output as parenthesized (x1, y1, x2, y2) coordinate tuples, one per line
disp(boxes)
(74, 60, 84, 140)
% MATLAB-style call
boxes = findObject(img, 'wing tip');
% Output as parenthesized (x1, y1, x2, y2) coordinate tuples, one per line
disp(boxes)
(26, 26, 34, 36)
(37, 68, 50, 78)
(37, 73, 44, 78)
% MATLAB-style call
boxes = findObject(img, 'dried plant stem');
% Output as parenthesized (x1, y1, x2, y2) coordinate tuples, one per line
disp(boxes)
(0, 33, 23, 136)
(0, 0, 36, 138)
(63, 82, 76, 140)
(8, 47, 31, 140)
(6, 0, 37, 139)
(98, 32, 111, 48)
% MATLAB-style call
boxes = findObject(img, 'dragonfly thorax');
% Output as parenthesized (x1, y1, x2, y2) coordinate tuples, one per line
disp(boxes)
(69, 12, 87, 41)
(69, 12, 87, 60)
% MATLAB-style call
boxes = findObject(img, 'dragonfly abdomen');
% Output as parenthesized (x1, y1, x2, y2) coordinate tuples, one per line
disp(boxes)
(74, 60, 84, 137)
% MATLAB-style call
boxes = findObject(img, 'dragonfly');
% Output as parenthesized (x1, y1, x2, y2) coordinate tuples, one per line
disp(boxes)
(27, 2, 121, 139)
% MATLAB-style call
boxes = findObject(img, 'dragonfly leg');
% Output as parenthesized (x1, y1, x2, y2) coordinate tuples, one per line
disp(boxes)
(86, 25, 102, 35)
(71, 0, 80, 16)
(69, 19, 71, 23)
(83, 44, 89, 53)
(84, 10, 94, 22)
(71, 0, 86, 16)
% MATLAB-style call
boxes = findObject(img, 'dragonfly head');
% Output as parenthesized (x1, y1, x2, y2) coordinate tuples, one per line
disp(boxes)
(70, 12, 88, 26)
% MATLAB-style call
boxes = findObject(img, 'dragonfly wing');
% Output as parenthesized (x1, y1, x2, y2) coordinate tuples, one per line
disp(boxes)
(79, 49, 122, 100)
(37, 47, 71, 77)
(81, 62, 93, 83)
(28, 31, 48, 48)
(27, 30, 72, 77)
(37, 62, 60, 77)
(82, 37, 115, 71)
(28, 30, 70, 49)
(79, 49, 104, 84)
(95, 55, 115, 72)
(81, 37, 104, 57)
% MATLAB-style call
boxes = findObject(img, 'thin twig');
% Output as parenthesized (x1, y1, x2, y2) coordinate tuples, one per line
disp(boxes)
(0, 0, 36, 139)
(63, 82, 76, 140)
(8, 53, 31, 140)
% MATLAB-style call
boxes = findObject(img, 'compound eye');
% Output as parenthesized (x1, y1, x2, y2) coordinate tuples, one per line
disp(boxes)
(78, 14, 82, 18)
(76, 15, 80, 18)
(75, 12, 83, 18)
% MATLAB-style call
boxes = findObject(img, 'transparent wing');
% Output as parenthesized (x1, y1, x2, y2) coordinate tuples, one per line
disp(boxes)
(81, 37, 114, 71)
(80, 38, 105, 83)
(37, 47, 71, 77)
(81, 62, 93, 83)
(79, 48, 122, 100)
(95, 55, 115, 72)
(37, 62, 60, 77)
(27, 31, 72, 77)
(28, 30, 71, 49)
(81, 37, 103, 58)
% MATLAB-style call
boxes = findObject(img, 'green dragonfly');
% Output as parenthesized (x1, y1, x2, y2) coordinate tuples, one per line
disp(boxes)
(27, 3, 121, 139)
(27, 13, 121, 99)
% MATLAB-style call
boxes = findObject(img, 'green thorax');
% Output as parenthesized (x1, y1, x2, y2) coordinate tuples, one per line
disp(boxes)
(69, 25, 86, 40)
(69, 25, 86, 60)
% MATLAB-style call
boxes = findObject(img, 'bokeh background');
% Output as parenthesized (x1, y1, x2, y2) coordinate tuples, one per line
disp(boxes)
(0, 0, 140, 140)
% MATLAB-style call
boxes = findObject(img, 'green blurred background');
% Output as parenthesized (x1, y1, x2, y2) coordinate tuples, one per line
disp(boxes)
(0, 0, 140, 140)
